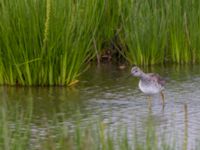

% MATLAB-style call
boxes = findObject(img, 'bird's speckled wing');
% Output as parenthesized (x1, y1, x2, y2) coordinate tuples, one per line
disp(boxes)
(147, 73, 166, 86)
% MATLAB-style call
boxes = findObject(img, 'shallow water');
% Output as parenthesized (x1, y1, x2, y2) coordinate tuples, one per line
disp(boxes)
(1, 64, 200, 149)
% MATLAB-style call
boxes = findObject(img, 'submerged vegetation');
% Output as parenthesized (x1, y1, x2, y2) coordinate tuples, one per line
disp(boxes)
(0, 0, 200, 85)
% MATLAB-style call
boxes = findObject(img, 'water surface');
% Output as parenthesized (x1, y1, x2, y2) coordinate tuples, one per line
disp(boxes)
(1, 64, 200, 149)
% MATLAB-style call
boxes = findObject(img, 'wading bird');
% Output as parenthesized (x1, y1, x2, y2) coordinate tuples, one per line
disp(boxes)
(131, 66, 165, 108)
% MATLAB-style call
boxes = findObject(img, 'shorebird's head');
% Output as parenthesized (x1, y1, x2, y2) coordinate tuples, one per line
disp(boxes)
(131, 66, 143, 77)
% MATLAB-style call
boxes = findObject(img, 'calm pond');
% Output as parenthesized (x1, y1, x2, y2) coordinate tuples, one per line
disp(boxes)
(1, 64, 200, 149)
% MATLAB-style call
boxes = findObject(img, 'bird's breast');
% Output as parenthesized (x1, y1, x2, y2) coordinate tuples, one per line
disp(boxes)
(139, 80, 163, 95)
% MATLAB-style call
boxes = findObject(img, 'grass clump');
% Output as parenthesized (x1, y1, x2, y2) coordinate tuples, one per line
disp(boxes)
(1, 0, 200, 85)
(121, 0, 200, 65)
(0, 0, 106, 86)
(121, 0, 167, 65)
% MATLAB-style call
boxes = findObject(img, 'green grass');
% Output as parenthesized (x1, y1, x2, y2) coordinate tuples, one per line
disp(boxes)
(0, 0, 107, 86)
(1, 0, 200, 86)
(120, 0, 200, 65)
(121, 0, 167, 65)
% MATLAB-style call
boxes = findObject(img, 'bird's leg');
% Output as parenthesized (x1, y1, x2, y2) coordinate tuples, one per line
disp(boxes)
(147, 96, 152, 110)
(161, 91, 165, 107)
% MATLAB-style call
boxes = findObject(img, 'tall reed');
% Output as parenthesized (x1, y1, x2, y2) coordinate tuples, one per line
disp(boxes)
(121, 0, 200, 65)
(0, 0, 106, 86)
(1, 0, 200, 86)
(93, 0, 122, 63)
(121, 0, 168, 65)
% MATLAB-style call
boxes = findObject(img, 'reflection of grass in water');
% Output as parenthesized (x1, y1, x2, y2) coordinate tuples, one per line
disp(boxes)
(0, 99, 180, 150)
(0, 99, 33, 149)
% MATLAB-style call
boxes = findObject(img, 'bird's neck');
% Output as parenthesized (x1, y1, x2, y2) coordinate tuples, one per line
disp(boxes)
(140, 72, 149, 80)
